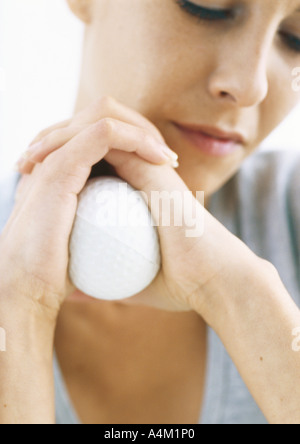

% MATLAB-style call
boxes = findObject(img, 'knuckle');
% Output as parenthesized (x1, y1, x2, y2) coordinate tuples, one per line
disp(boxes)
(96, 95, 116, 110)
(95, 118, 115, 138)
(94, 96, 165, 144)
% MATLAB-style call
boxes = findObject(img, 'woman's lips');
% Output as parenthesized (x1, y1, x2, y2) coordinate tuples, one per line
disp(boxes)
(173, 123, 244, 157)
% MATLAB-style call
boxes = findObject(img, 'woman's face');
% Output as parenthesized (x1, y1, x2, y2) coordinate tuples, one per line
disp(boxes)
(70, 0, 300, 196)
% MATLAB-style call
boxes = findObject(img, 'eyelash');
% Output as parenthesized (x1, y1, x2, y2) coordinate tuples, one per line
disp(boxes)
(175, 0, 300, 54)
(175, 0, 234, 21)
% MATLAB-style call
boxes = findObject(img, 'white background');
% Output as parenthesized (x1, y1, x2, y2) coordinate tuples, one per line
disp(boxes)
(0, 0, 83, 178)
(0, 0, 300, 178)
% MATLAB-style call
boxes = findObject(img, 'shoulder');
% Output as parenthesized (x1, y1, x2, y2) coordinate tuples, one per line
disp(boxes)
(0, 172, 20, 233)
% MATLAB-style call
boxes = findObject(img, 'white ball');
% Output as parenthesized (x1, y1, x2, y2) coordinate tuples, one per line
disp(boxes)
(68, 176, 161, 300)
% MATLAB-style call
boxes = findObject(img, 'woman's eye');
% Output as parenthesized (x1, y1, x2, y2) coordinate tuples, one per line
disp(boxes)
(175, 0, 300, 57)
(279, 32, 300, 54)
(175, 0, 234, 22)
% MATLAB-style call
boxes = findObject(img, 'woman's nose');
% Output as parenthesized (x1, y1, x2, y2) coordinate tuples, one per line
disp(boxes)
(207, 34, 270, 108)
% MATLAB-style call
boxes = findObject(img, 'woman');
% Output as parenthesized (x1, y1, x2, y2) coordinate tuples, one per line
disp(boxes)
(0, 0, 300, 424)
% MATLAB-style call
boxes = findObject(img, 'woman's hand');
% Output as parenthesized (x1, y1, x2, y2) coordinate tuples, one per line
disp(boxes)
(8, 96, 300, 423)
(13, 95, 261, 316)
(0, 96, 180, 321)
(16, 96, 178, 173)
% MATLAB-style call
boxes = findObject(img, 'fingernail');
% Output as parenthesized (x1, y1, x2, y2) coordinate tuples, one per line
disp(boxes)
(171, 160, 179, 169)
(161, 145, 179, 162)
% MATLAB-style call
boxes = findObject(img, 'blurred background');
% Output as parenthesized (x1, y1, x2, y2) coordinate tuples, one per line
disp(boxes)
(0, 0, 83, 178)
(0, 0, 300, 178)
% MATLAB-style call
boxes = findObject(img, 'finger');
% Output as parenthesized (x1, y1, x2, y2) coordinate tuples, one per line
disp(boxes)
(16, 159, 37, 176)
(28, 119, 71, 147)
(16, 120, 73, 174)
(72, 96, 166, 144)
(18, 96, 167, 172)
(24, 124, 89, 163)
(38, 119, 177, 195)
(18, 119, 178, 176)
(104, 148, 188, 204)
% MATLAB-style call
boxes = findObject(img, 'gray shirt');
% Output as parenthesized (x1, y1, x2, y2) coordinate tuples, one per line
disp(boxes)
(1, 148, 299, 424)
